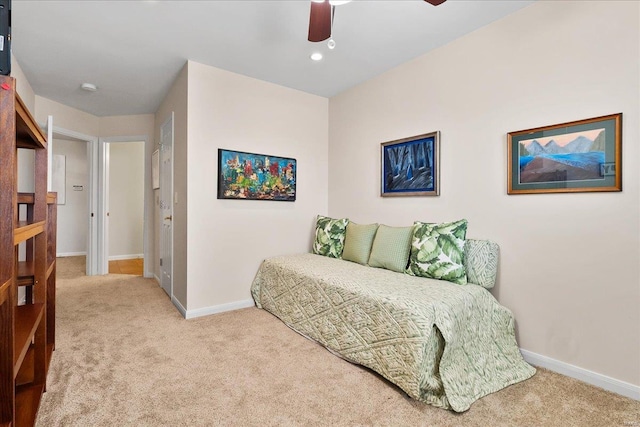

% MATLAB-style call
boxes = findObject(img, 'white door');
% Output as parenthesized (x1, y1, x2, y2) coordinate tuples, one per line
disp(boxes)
(87, 139, 99, 275)
(159, 114, 174, 297)
(98, 140, 110, 275)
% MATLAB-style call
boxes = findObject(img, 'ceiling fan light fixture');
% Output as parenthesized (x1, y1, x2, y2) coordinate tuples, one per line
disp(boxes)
(310, 52, 323, 61)
(329, 0, 352, 5)
(327, 38, 336, 50)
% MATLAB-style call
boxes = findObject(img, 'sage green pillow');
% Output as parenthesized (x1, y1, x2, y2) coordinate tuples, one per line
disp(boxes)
(368, 225, 413, 273)
(464, 239, 499, 289)
(342, 222, 379, 265)
(312, 215, 349, 259)
(406, 219, 468, 285)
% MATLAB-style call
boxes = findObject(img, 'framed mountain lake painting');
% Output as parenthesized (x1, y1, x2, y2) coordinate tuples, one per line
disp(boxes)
(507, 113, 622, 194)
(381, 131, 440, 197)
(217, 149, 296, 201)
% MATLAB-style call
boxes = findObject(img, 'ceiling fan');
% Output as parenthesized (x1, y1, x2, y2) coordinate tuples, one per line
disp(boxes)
(308, 0, 447, 43)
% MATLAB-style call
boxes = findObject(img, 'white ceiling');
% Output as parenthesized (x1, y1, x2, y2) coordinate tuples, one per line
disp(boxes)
(12, 0, 534, 117)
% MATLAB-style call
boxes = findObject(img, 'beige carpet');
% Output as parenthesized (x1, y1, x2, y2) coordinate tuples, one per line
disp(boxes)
(36, 256, 640, 426)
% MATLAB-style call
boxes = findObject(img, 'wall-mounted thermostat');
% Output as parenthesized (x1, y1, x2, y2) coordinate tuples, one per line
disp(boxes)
(72, 185, 84, 191)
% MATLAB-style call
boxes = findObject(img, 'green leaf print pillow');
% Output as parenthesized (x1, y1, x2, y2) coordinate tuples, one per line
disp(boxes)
(312, 215, 349, 259)
(406, 219, 468, 285)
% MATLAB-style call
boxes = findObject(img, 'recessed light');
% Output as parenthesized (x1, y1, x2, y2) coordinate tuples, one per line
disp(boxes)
(310, 52, 323, 61)
(81, 83, 98, 92)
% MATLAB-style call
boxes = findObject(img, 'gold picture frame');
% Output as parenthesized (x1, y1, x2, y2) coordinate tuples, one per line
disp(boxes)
(507, 113, 622, 194)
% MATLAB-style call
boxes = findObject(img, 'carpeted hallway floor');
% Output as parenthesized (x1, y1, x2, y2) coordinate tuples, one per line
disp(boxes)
(36, 256, 640, 426)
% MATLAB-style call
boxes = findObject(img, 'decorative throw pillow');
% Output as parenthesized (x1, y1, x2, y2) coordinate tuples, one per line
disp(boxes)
(406, 219, 468, 285)
(342, 222, 379, 265)
(368, 225, 413, 273)
(464, 239, 499, 289)
(312, 215, 349, 259)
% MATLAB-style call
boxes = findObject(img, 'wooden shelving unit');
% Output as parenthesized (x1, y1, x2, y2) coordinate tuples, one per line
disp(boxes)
(0, 76, 57, 426)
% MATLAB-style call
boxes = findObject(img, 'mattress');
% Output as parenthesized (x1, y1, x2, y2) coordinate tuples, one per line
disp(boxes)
(251, 253, 535, 412)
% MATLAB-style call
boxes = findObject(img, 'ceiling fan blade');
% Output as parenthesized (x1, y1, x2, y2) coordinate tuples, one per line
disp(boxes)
(308, 0, 332, 42)
(424, 0, 447, 5)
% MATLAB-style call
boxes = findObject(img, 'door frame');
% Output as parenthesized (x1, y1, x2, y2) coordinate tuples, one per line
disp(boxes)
(49, 126, 99, 276)
(159, 113, 174, 298)
(98, 135, 153, 277)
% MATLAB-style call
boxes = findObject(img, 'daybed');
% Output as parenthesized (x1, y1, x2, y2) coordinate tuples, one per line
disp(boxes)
(250, 219, 535, 412)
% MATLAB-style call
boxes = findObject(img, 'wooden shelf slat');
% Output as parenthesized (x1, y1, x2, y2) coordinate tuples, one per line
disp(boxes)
(14, 348, 33, 387)
(46, 260, 55, 280)
(15, 383, 44, 427)
(16, 261, 33, 278)
(17, 194, 34, 205)
(0, 279, 10, 305)
(13, 221, 45, 245)
(15, 94, 46, 150)
(46, 193, 57, 205)
(13, 304, 44, 379)
(16, 262, 34, 284)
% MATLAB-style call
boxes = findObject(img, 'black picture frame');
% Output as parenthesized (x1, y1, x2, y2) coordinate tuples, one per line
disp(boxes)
(217, 148, 297, 201)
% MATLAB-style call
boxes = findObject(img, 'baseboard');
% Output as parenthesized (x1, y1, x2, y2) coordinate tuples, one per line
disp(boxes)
(185, 299, 255, 320)
(171, 295, 187, 318)
(57, 251, 86, 257)
(520, 349, 640, 400)
(108, 253, 143, 261)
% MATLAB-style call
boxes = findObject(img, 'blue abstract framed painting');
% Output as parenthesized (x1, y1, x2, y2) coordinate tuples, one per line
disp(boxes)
(217, 149, 296, 201)
(507, 113, 622, 194)
(381, 131, 440, 197)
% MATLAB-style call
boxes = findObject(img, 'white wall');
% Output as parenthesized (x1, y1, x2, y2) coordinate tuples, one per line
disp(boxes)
(35, 95, 100, 137)
(53, 139, 89, 256)
(99, 115, 155, 138)
(328, 1, 639, 387)
(155, 64, 188, 304)
(185, 61, 328, 312)
(108, 142, 144, 259)
(10, 54, 35, 112)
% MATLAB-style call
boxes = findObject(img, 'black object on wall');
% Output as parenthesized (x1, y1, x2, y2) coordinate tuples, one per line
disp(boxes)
(0, 0, 10, 76)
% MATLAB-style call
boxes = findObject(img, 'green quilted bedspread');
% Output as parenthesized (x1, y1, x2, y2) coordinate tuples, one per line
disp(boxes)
(251, 253, 535, 412)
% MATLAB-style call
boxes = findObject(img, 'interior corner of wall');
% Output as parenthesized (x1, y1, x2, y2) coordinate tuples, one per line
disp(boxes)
(9, 53, 36, 113)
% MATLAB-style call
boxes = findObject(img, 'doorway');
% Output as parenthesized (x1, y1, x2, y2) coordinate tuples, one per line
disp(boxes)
(50, 130, 98, 277)
(98, 135, 153, 278)
(47, 127, 153, 278)
(106, 141, 145, 276)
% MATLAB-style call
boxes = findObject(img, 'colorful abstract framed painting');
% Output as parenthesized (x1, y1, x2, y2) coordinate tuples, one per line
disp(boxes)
(381, 131, 440, 197)
(217, 149, 296, 201)
(507, 113, 622, 194)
